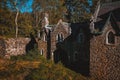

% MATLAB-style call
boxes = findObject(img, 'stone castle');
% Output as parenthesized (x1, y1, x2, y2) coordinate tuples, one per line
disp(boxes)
(38, 0, 120, 79)
(0, 0, 120, 79)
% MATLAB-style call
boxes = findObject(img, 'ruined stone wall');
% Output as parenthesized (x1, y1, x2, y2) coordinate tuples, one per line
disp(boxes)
(51, 24, 70, 58)
(0, 38, 30, 58)
(90, 34, 120, 80)
(38, 40, 47, 58)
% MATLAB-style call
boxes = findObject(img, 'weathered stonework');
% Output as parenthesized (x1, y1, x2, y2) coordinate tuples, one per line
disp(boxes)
(38, 21, 71, 60)
(0, 38, 30, 58)
(37, 1, 120, 79)
(90, 23, 120, 80)
(38, 39, 47, 58)
(51, 22, 71, 58)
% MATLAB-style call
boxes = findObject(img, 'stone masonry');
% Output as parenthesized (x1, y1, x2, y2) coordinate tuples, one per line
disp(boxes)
(0, 38, 30, 58)
(90, 23, 120, 80)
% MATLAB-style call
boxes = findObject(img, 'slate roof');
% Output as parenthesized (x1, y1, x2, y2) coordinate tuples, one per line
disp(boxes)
(98, 1, 120, 17)
(94, 1, 120, 34)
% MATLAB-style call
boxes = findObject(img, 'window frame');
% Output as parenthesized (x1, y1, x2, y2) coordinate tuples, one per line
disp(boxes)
(106, 30, 116, 45)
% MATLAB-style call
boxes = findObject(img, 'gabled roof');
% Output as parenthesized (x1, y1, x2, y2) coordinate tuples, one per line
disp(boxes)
(94, 13, 120, 35)
(98, 1, 120, 17)
(92, 1, 120, 35)
(93, 1, 120, 23)
(52, 20, 70, 34)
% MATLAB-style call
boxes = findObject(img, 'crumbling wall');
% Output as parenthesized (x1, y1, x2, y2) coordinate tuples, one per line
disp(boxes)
(0, 38, 30, 58)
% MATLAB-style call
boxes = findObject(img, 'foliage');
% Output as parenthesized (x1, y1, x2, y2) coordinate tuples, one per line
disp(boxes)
(32, 0, 67, 25)
(0, 48, 97, 80)
(64, 0, 92, 23)
(10, 49, 87, 80)
(11, 47, 41, 61)
(0, 0, 99, 37)
(0, 0, 35, 37)
(25, 62, 88, 80)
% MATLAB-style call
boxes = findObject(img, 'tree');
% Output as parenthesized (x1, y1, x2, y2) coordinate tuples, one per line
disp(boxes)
(0, 0, 15, 36)
(18, 12, 34, 37)
(6, 0, 31, 38)
(14, 0, 19, 38)
(32, 0, 67, 38)
(32, 0, 67, 26)
(90, 0, 99, 13)
(65, 0, 93, 23)
(0, 0, 34, 37)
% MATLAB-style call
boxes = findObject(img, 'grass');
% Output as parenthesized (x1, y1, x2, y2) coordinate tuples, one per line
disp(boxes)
(0, 49, 95, 80)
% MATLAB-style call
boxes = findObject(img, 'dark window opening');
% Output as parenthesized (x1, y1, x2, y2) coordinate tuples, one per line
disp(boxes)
(108, 31, 115, 44)
(78, 33, 84, 44)
(56, 34, 64, 42)
(60, 34, 64, 42)
(73, 51, 79, 62)
(56, 34, 60, 42)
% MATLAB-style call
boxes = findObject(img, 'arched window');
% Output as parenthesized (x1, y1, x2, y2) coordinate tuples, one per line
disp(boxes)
(56, 34, 60, 42)
(56, 33, 64, 42)
(107, 31, 115, 44)
(44, 34, 47, 41)
(40, 49, 44, 55)
(77, 33, 84, 44)
(60, 34, 64, 42)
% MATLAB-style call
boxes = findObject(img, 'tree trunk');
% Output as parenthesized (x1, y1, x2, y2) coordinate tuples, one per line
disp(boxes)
(15, 8, 19, 38)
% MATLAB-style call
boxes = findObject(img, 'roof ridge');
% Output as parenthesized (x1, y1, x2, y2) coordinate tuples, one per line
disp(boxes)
(102, 1, 120, 8)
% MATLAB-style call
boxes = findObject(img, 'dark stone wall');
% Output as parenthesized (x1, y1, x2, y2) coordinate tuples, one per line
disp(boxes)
(90, 26, 120, 79)
(0, 38, 6, 57)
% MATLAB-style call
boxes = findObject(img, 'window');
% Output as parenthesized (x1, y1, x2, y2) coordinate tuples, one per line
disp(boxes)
(44, 35, 47, 41)
(56, 34, 60, 42)
(56, 33, 64, 42)
(77, 33, 84, 44)
(60, 34, 64, 42)
(40, 49, 44, 55)
(73, 51, 78, 62)
(106, 31, 115, 44)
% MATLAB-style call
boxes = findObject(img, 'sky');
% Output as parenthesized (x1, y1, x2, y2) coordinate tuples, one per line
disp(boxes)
(6, 0, 33, 13)
(7, 0, 92, 13)
(20, 0, 33, 13)
(88, 0, 93, 6)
